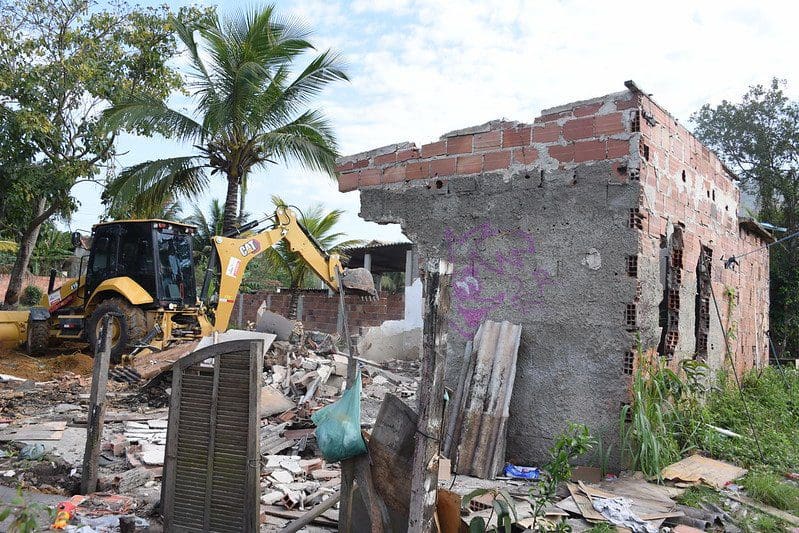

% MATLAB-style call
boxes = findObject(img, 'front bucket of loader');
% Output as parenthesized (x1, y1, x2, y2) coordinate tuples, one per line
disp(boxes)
(0, 311, 30, 349)
(339, 268, 377, 296)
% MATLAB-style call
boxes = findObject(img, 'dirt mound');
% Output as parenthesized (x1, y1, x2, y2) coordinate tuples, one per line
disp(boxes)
(0, 348, 94, 381)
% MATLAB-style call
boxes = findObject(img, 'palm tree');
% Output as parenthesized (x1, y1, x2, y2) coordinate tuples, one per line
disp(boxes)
(183, 198, 225, 253)
(259, 195, 362, 317)
(102, 5, 348, 234)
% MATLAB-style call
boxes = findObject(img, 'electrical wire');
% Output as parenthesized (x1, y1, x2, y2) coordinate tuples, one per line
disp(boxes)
(724, 227, 799, 268)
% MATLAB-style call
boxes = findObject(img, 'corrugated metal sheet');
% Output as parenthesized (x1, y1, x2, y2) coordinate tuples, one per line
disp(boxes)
(162, 339, 266, 532)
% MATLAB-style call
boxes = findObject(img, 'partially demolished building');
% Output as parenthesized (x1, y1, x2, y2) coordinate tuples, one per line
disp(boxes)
(336, 81, 771, 465)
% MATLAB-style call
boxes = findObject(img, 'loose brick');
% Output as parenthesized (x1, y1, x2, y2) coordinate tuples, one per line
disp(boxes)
(397, 148, 420, 162)
(357, 168, 382, 187)
(574, 102, 602, 117)
(374, 152, 397, 166)
(607, 139, 631, 159)
(406, 162, 427, 181)
(429, 157, 456, 176)
(353, 159, 369, 169)
(447, 135, 473, 154)
(615, 97, 639, 110)
(574, 140, 606, 163)
(336, 161, 354, 172)
(502, 127, 532, 148)
(383, 165, 406, 183)
(456, 154, 482, 174)
(513, 147, 539, 165)
(483, 150, 511, 171)
(562, 117, 594, 141)
(474, 130, 501, 150)
(535, 110, 570, 123)
(594, 113, 625, 136)
(337, 172, 358, 192)
(533, 123, 560, 143)
(421, 140, 446, 158)
(548, 144, 575, 163)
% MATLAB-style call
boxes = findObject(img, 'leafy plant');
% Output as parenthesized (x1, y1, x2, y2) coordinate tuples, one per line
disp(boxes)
(461, 488, 517, 533)
(19, 286, 42, 307)
(528, 423, 595, 531)
(585, 524, 615, 533)
(0, 486, 54, 532)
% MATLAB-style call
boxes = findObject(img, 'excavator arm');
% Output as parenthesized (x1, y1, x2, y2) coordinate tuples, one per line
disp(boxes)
(209, 207, 375, 332)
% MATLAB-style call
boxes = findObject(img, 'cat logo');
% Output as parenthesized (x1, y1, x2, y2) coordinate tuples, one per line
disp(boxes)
(239, 239, 261, 257)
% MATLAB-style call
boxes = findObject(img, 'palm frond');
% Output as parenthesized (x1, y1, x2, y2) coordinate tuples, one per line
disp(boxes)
(105, 156, 209, 218)
(258, 109, 338, 176)
(103, 97, 205, 142)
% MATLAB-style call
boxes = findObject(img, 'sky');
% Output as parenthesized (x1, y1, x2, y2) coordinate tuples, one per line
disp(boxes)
(66, 0, 799, 243)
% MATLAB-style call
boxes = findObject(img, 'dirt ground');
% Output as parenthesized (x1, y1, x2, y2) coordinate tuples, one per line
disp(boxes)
(0, 344, 94, 381)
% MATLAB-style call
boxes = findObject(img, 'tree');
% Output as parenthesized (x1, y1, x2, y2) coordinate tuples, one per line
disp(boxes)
(183, 199, 225, 253)
(0, 0, 210, 306)
(692, 78, 799, 358)
(102, 5, 348, 235)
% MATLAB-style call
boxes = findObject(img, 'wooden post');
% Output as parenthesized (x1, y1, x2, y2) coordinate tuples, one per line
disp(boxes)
(80, 314, 112, 494)
(408, 259, 452, 532)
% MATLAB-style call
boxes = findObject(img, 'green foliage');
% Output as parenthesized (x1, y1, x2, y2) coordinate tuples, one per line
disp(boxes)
(0, 486, 54, 532)
(620, 349, 709, 479)
(19, 286, 42, 307)
(675, 484, 723, 509)
(585, 524, 615, 533)
(461, 488, 517, 533)
(0, 0, 209, 304)
(528, 423, 595, 531)
(103, 4, 349, 233)
(698, 367, 799, 471)
(741, 471, 799, 513)
(692, 79, 799, 360)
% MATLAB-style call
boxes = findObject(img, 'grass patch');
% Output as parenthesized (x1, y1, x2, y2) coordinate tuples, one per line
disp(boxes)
(675, 485, 722, 509)
(741, 471, 799, 513)
(698, 367, 799, 471)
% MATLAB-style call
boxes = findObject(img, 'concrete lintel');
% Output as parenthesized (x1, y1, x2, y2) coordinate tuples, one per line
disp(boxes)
(336, 142, 417, 164)
(539, 89, 631, 117)
(440, 120, 516, 139)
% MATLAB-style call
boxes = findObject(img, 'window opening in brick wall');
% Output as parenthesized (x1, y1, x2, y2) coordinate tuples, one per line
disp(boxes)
(694, 245, 712, 360)
(623, 350, 635, 375)
(626, 255, 638, 276)
(712, 189, 716, 202)
(626, 303, 637, 330)
(658, 227, 683, 359)
(681, 170, 686, 182)
(641, 143, 650, 161)
(631, 111, 641, 133)
(628, 208, 644, 230)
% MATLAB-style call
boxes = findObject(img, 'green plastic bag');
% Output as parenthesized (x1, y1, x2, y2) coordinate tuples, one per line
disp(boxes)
(311, 370, 367, 462)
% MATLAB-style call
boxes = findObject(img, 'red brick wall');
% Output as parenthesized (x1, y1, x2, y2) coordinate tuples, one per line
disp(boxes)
(335, 92, 639, 191)
(636, 94, 770, 376)
(235, 290, 405, 334)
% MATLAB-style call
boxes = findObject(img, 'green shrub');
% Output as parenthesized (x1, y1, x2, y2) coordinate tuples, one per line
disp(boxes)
(741, 471, 799, 513)
(20, 285, 42, 307)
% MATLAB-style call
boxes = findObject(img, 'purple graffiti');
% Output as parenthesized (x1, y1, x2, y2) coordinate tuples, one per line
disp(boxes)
(444, 223, 553, 339)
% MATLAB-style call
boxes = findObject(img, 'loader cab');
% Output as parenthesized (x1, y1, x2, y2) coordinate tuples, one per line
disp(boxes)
(86, 220, 197, 308)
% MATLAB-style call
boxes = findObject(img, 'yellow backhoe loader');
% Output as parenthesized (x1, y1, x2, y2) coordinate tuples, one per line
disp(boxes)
(0, 206, 375, 362)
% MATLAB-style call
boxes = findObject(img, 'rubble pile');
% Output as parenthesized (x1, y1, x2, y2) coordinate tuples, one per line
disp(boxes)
(0, 328, 421, 530)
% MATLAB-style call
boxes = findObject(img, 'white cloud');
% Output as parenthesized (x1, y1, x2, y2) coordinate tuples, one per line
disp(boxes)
(66, 0, 799, 245)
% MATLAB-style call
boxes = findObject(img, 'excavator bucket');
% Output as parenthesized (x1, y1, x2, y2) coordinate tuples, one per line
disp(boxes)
(339, 268, 377, 296)
(0, 311, 31, 350)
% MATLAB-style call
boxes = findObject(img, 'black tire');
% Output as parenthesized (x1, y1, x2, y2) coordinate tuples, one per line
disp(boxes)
(87, 298, 147, 364)
(26, 319, 50, 355)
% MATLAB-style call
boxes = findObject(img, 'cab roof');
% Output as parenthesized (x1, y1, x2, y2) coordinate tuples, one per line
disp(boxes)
(92, 219, 197, 230)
